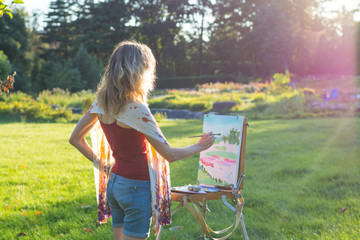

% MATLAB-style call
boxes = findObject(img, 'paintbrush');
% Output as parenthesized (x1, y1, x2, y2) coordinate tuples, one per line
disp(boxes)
(188, 133, 221, 138)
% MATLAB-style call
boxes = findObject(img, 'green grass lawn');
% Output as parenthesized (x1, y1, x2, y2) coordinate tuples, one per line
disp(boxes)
(0, 118, 359, 239)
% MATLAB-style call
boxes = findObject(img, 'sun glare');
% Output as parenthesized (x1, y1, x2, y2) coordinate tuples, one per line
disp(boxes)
(319, 0, 360, 21)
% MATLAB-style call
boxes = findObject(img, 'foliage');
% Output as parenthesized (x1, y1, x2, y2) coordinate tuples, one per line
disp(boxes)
(149, 78, 359, 120)
(72, 0, 132, 60)
(0, 90, 95, 122)
(35, 45, 102, 93)
(268, 71, 291, 94)
(0, 0, 358, 93)
(42, 0, 76, 61)
(252, 92, 266, 103)
(1, 75, 358, 122)
(0, 71, 15, 94)
(129, 0, 191, 77)
(0, 0, 23, 19)
(37, 88, 95, 109)
(153, 111, 167, 122)
(149, 91, 213, 112)
(251, 0, 294, 76)
(0, 118, 359, 239)
(0, 50, 11, 79)
(37, 59, 83, 92)
(0, 92, 72, 122)
(71, 45, 102, 90)
(189, 101, 208, 111)
(0, 8, 30, 92)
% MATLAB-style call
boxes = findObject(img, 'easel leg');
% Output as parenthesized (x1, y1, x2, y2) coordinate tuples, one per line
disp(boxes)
(240, 213, 249, 240)
(156, 225, 163, 240)
(200, 198, 207, 240)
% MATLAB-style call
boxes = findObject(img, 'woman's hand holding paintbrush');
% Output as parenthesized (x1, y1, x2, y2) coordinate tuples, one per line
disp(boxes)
(195, 132, 217, 151)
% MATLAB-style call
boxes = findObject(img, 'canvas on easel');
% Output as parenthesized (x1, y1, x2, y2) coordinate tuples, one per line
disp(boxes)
(164, 114, 249, 240)
(197, 115, 244, 188)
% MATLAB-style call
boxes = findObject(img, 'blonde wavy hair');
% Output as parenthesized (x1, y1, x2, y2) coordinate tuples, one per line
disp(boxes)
(96, 40, 156, 115)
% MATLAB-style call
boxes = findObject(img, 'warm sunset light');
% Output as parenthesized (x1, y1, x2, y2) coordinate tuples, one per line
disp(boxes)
(1, 0, 359, 239)
(319, 0, 360, 20)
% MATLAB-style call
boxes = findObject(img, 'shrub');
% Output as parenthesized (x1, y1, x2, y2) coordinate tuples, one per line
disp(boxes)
(269, 71, 291, 94)
(230, 105, 243, 112)
(189, 102, 208, 111)
(252, 92, 266, 103)
(0, 92, 73, 122)
(38, 88, 94, 108)
(153, 112, 167, 121)
(148, 98, 166, 108)
(3, 91, 31, 103)
(82, 97, 95, 111)
(164, 95, 178, 100)
(252, 102, 269, 112)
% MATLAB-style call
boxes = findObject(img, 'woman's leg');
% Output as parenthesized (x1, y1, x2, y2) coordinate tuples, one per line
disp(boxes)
(123, 234, 146, 240)
(114, 227, 123, 240)
(113, 227, 146, 240)
(110, 174, 151, 239)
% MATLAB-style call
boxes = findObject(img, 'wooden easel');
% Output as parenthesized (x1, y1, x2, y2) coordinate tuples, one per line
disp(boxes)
(157, 117, 249, 240)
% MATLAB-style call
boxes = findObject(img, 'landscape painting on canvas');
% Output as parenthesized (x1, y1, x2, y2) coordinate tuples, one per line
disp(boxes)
(197, 115, 244, 187)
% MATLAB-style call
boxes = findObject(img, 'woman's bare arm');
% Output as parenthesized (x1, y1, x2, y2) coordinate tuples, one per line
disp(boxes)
(145, 132, 215, 162)
(69, 112, 98, 162)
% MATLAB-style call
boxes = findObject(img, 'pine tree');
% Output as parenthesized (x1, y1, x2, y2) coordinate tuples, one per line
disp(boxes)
(73, 0, 132, 60)
(71, 45, 101, 90)
(43, 0, 77, 61)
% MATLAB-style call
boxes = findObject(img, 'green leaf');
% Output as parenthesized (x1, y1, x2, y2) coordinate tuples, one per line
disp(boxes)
(12, 0, 24, 4)
(5, 11, 12, 19)
(0, 4, 6, 10)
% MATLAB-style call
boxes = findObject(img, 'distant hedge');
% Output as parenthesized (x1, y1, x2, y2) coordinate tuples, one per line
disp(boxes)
(156, 75, 239, 89)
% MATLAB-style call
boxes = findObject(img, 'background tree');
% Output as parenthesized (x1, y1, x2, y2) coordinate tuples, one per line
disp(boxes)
(0, 51, 11, 80)
(38, 59, 82, 92)
(0, 0, 24, 94)
(251, 0, 294, 76)
(130, 0, 192, 77)
(206, 0, 268, 78)
(71, 45, 101, 90)
(289, 0, 321, 74)
(42, 0, 77, 61)
(2, 0, 359, 92)
(0, 9, 31, 91)
(72, 0, 132, 60)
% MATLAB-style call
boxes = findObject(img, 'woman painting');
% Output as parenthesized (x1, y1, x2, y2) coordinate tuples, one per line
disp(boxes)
(69, 40, 215, 240)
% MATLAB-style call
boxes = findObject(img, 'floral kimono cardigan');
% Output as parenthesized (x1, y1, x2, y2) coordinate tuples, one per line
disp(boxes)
(87, 99, 171, 235)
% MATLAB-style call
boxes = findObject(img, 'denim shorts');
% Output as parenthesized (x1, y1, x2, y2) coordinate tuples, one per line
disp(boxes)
(106, 173, 152, 238)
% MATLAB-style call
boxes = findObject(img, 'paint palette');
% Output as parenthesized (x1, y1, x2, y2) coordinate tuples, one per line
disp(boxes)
(171, 185, 219, 194)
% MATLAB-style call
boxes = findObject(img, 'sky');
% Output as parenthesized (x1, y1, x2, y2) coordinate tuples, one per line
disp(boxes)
(317, 0, 360, 20)
(12, 0, 360, 31)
